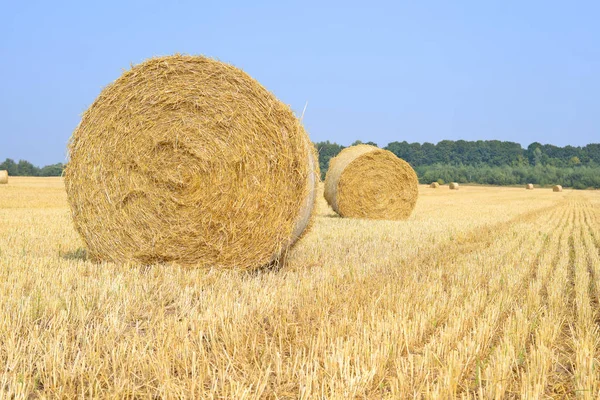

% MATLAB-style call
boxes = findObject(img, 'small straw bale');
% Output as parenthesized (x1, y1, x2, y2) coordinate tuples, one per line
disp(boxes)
(430, 182, 440, 188)
(0, 170, 7, 184)
(526, 183, 534, 190)
(449, 182, 460, 190)
(553, 185, 563, 192)
(323, 145, 418, 220)
(65, 55, 319, 270)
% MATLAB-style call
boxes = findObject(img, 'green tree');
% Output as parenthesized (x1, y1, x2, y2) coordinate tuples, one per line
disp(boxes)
(39, 163, 65, 176)
(17, 160, 39, 176)
(0, 158, 18, 176)
(315, 141, 345, 179)
(533, 147, 543, 166)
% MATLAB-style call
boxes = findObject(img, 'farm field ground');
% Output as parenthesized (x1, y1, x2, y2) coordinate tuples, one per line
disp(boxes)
(1, 177, 600, 398)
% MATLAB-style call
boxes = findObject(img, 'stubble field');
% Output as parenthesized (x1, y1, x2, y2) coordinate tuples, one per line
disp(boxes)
(1, 177, 599, 398)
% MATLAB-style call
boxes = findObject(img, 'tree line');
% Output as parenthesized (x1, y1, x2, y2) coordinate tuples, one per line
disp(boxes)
(3, 139, 600, 188)
(316, 140, 600, 189)
(0, 159, 65, 177)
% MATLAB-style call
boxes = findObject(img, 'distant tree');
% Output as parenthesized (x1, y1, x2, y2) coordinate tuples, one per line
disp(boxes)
(17, 160, 39, 176)
(533, 147, 543, 166)
(39, 163, 65, 176)
(435, 140, 455, 164)
(385, 141, 415, 164)
(583, 144, 600, 164)
(0, 158, 18, 176)
(421, 142, 437, 164)
(350, 140, 378, 147)
(315, 141, 345, 179)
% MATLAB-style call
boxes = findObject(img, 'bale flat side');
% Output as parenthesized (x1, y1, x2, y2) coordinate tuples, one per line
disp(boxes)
(64, 55, 318, 270)
(324, 145, 375, 214)
(324, 145, 418, 220)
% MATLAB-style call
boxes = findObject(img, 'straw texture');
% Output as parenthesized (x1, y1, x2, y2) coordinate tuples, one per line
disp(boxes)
(449, 182, 460, 190)
(526, 184, 534, 190)
(553, 185, 563, 192)
(0, 170, 7, 184)
(430, 182, 440, 188)
(65, 55, 319, 269)
(323, 145, 418, 220)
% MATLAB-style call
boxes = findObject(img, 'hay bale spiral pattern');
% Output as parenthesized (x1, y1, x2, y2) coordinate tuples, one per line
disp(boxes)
(65, 55, 319, 269)
(323, 145, 418, 220)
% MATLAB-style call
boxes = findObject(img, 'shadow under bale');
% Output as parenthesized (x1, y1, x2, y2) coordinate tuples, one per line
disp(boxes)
(60, 248, 88, 261)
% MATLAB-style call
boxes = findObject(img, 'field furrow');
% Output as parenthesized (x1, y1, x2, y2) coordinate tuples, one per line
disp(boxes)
(567, 203, 598, 398)
(430, 207, 567, 398)
(479, 206, 570, 399)
(517, 201, 576, 398)
(398, 205, 565, 397)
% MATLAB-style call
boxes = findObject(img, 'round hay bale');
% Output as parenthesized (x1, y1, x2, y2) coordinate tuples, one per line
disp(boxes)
(430, 182, 440, 188)
(65, 55, 319, 270)
(449, 182, 459, 190)
(0, 170, 7, 184)
(553, 185, 563, 192)
(526, 183, 534, 190)
(323, 145, 418, 220)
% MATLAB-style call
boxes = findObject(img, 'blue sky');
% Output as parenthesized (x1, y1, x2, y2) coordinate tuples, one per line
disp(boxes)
(1, 1, 598, 166)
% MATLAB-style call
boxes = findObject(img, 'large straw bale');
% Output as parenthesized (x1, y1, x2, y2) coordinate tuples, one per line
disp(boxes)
(430, 182, 440, 188)
(449, 182, 460, 190)
(526, 183, 534, 190)
(323, 145, 418, 220)
(553, 185, 563, 192)
(0, 170, 7, 184)
(65, 55, 319, 269)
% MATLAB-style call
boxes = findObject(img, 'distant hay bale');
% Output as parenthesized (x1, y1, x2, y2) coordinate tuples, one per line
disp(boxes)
(553, 185, 563, 192)
(526, 183, 534, 190)
(0, 170, 7, 184)
(430, 182, 440, 188)
(64, 55, 319, 270)
(449, 182, 459, 190)
(323, 145, 418, 220)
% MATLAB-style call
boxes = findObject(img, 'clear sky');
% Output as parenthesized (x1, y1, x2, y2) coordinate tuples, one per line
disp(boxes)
(1, 1, 598, 166)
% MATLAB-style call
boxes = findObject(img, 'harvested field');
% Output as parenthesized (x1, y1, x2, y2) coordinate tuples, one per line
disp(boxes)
(1, 177, 600, 398)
